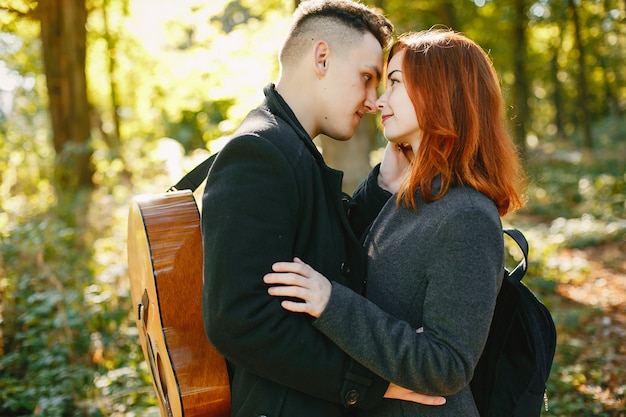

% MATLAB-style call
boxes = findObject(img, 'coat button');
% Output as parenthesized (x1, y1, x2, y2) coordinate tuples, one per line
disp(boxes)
(340, 262, 351, 276)
(344, 389, 359, 406)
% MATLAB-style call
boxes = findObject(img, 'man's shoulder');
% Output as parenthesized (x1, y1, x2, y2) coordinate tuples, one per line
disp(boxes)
(227, 105, 314, 167)
(236, 105, 297, 141)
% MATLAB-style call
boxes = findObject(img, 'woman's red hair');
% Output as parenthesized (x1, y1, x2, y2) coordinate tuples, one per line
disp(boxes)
(391, 29, 525, 216)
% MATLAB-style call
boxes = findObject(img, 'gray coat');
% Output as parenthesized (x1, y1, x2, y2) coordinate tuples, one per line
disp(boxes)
(316, 180, 504, 416)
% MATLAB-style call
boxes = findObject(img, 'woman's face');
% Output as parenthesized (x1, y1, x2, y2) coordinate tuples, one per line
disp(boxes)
(376, 49, 422, 153)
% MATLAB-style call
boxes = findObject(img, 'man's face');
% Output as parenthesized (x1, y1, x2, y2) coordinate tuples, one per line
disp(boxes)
(318, 33, 383, 141)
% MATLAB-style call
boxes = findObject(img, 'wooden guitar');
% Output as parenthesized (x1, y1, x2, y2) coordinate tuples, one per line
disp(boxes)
(127, 190, 230, 417)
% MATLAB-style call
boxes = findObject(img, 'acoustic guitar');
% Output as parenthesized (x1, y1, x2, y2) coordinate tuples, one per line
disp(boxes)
(127, 189, 230, 417)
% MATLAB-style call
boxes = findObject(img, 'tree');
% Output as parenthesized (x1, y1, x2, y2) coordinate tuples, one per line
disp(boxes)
(38, 0, 94, 190)
(567, 0, 593, 151)
(2, 0, 95, 192)
(511, 0, 530, 158)
(597, 0, 621, 118)
(550, 39, 566, 140)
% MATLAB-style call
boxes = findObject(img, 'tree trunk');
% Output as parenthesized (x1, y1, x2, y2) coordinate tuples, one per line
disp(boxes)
(38, 0, 94, 190)
(567, 0, 594, 150)
(103, 0, 122, 146)
(550, 49, 565, 140)
(549, 19, 565, 141)
(435, 1, 459, 31)
(600, 0, 620, 118)
(511, 0, 529, 160)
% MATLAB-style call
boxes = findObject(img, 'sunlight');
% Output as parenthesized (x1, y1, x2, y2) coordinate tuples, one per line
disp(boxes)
(123, 0, 290, 123)
(0, 62, 18, 114)
(2, 1, 624, 414)
(126, 0, 230, 54)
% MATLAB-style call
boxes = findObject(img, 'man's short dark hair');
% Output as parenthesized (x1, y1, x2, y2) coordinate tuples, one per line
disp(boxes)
(280, 0, 394, 67)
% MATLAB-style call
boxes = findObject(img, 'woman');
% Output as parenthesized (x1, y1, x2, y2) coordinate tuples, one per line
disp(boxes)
(264, 29, 525, 416)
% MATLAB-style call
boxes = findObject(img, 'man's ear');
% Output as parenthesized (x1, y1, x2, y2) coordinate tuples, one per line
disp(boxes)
(313, 41, 329, 77)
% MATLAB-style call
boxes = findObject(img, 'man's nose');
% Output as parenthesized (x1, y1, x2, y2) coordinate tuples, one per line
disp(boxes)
(365, 88, 378, 114)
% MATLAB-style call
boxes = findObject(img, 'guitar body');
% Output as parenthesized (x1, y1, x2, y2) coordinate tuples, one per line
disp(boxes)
(127, 190, 230, 417)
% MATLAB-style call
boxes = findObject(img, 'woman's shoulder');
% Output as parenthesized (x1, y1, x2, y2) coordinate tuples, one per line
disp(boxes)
(419, 185, 501, 231)
(446, 184, 496, 208)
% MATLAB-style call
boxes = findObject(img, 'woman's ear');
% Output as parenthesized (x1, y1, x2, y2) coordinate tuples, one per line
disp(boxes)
(313, 41, 329, 78)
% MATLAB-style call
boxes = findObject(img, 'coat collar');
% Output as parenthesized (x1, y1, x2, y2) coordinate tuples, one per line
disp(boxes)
(263, 83, 326, 166)
(263, 83, 345, 203)
(264, 86, 365, 289)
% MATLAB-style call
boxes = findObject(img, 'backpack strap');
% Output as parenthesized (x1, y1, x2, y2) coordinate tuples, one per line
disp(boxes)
(168, 153, 218, 192)
(503, 229, 529, 284)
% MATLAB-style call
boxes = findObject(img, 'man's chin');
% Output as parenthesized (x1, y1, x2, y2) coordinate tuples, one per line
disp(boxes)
(319, 129, 354, 142)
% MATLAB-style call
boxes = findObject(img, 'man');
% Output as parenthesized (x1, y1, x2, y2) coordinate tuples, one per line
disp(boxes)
(201, 1, 442, 416)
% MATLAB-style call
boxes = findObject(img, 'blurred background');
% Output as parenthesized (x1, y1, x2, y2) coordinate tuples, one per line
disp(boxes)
(0, 0, 624, 415)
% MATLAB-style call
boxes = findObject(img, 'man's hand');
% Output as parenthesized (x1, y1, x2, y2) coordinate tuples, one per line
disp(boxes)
(384, 382, 446, 406)
(378, 142, 413, 193)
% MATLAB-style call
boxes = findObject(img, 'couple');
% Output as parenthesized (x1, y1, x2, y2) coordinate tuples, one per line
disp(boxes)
(201, 0, 525, 416)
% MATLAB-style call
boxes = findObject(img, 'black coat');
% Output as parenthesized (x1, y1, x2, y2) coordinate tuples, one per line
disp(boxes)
(201, 84, 390, 417)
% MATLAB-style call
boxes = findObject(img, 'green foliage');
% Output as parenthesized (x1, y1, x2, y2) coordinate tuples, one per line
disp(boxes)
(0, 189, 158, 416)
(165, 98, 235, 152)
(0, 58, 158, 412)
(0, 202, 93, 415)
(1, 0, 625, 415)
(525, 159, 625, 224)
(505, 119, 626, 415)
(513, 119, 625, 285)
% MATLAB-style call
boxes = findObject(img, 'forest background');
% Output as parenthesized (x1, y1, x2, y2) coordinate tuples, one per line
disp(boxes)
(0, 0, 624, 415)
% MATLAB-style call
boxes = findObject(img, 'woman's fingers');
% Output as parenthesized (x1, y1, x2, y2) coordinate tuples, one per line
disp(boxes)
(264, 271, 303, 286)
(408, 392, 446, 406)
(265, 279, 318, 315)
(279, 299, 309, 313)
(271, 261, 304, 273)
(266, 280, 305, 298)
(264, 269, 315, 305)
(270, 258, 313, 276)
(264, 258, 330, 318)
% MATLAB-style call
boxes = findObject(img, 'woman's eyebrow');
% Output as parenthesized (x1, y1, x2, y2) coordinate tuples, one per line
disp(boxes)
(387, 69, 402, 80)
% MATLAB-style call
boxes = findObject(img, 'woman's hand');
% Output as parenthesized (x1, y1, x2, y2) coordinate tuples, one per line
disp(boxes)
(384, 382, 446, 406)
(264, 258, 331, 318)
(378, 141, 413, 193)
(265, 261, 446, 407)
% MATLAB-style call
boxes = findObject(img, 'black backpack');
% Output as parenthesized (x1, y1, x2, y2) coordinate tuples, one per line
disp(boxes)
(470, 229, 557, 416)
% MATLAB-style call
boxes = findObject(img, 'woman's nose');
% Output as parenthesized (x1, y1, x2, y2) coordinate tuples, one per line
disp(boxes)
(376, 89, 389, 110)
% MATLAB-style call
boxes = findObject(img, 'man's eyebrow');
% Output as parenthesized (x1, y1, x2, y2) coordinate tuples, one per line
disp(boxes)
(366, 64, 382, 82)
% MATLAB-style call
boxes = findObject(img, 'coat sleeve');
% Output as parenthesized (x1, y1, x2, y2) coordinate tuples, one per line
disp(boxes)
(201, 135, 387, 407)
(313, 205, 503, 396)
